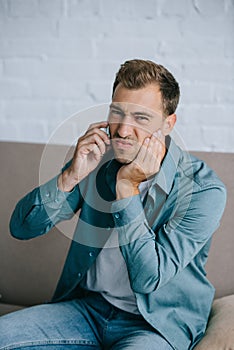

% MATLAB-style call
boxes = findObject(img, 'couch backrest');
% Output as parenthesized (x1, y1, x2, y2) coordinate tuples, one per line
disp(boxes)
(0, 142, 233, 306)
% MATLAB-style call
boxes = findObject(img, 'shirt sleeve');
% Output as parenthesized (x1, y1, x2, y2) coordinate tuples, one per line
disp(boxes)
(111, 183, 227, 294)
(10, 174, 83, 240)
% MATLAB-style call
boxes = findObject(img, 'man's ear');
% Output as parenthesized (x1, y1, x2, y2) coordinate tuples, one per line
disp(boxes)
(162, 113, 177, 136)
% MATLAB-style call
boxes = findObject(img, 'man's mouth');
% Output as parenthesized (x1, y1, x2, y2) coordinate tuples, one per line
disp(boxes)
(112, 139, 134, 149)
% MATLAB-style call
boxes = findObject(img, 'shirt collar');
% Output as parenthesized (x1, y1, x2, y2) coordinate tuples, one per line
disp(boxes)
(150, 136, 181, 195)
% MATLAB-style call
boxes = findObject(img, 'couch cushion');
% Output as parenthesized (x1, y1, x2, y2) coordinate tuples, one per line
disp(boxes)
(194, 294, 234, 349)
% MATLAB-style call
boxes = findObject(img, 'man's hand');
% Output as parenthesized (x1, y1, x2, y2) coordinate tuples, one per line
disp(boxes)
(58, 121, 110, 192)
(116, 130, 165, 199)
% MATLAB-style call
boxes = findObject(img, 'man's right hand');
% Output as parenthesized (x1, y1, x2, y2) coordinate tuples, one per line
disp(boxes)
(58, 121, 110, 192)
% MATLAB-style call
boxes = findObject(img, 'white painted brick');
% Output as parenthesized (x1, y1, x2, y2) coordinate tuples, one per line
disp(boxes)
(158, 39, 226, 63)
(224, 40, 234, 59)
(178, 105, 234, 127)
(17, 120, 47, 143)
(182, 63, 234, 83)
(0, 78, 31, 98)
(38, 0, 64, 18)
(181, 16, 234, 39)
(0, 19, 57, 38)
(8, 0, 39, 17)
(0, 0, 233, 152)
(99, 0, 136, 20)
(30, 79, 86, 99)
(3, 57, 43, 79)
(0, 38, 93, 59)
(131, 0, 157, 19)
(95, 38, 156, 60)
(4, 99, 59, 122)
(0, 59, 3, 76)
(173, 125, 205, 152)
(160, 0, 193, 17)
(58, 19, 103, 39)
(105, 18, 182, 40)
(86, 82, 112, 103)
(0, 120, 20, 141)
(179, 82, 214, 105)
(0, 0, 9, 17)
(201, 125, 234, 152)
(213, 84, 234, 104)
(66, 0, 101, 17)
(192, 0, 225, 17)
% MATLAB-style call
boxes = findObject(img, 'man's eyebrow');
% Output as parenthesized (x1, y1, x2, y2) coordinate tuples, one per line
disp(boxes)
(109, 103, 154, 118)
(109, 103, 124, 111)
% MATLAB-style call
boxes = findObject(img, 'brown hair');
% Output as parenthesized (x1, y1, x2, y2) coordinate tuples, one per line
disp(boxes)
(112, 59, 180, 116)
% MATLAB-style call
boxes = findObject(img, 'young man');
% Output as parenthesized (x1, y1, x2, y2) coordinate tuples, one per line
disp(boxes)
(0, 60, 226, 349)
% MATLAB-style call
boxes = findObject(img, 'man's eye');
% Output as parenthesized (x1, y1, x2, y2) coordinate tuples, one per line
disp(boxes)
(135, 116, 149, 122)
(110, 109, 124, 117)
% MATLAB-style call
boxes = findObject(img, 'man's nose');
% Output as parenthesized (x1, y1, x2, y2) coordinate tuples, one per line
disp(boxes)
(117, 118, 133, 138)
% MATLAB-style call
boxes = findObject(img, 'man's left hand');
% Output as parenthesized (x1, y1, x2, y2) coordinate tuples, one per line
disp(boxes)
(116, 130, 165, 199)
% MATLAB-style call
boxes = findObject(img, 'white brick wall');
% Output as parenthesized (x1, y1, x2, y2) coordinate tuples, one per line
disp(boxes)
(0, 0, 233, 152)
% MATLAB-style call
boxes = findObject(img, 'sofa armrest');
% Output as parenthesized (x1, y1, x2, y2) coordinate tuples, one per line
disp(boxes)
(194, 294, 234, 349)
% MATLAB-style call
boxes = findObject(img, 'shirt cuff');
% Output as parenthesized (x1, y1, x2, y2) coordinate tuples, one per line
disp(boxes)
(39, 175, 75, 208)
(111, 194, 145, 225)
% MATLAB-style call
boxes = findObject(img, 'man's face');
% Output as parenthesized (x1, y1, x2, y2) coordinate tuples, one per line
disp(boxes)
(108, 83, 173, 164)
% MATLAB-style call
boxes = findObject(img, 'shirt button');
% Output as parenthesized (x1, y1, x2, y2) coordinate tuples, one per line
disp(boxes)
(54, 198, 59, 203)
(88, 251, 94, 257)
(114, 213, 120, 219)
(106, 226, 111, 231)
(45, 193, 50, 197)
(77, 272, 82, 278)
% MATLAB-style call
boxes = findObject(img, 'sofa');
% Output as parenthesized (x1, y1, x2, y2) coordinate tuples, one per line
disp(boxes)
(0, 141, 234, 349)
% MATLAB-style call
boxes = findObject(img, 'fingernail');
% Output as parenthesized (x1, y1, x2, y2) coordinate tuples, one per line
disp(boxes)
(145, 138, 150, 143)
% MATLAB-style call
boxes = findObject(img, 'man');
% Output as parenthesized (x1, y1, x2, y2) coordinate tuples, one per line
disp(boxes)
(0, 59, 226, 349)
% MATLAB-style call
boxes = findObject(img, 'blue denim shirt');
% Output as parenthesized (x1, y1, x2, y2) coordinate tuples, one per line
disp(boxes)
(10, 137, 226, 350)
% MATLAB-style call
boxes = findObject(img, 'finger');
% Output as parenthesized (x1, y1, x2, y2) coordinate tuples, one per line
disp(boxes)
(87, 121, 109, 133)
(80, 134, 106, 156)
(85, 126, 110, 145)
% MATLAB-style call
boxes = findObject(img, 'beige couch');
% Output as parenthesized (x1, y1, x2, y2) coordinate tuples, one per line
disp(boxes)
(0, 141, 234, 349)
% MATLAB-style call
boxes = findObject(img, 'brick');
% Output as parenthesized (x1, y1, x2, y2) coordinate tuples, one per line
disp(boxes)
(17, 120, 47, 143)
(201, 126, 233, 152)
(132, 0, 157, 19)
(213, 84, 234, 104)
(179, 82, 214, 104)
(182, 63, 234, 83)
(0, 38, 93, 59)
(173, 125, 205, 152)
(178, 105, 234, 127)
(86, 82, 112, 103)
(4, 99, 59, 122)
(181, 16, 234, 39)
(30, 79, 86, 99)
(99, 0, 135, 20)
(3, 57, 43, 78)
(0, 0, 9, 17)
(0, 120, 20, 141)
(95, 38, 156, 60)
(0, 19, 57, 38)
(8, 0, 39, 17)
(0, 78, 31, 98)
(192, 0, 225, 17)
(160, 0, 192, 17)
(66, 0, 101, 17)
(38, 0, 64, 18)
(157, 39, 226, 63)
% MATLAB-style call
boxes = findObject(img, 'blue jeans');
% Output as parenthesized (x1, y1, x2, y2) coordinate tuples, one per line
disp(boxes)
(0, 292, 173, 349)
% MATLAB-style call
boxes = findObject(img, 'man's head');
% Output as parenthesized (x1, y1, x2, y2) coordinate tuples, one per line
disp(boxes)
(109, 59, 180, 163)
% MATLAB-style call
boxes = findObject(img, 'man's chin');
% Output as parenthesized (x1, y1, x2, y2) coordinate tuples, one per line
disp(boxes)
(113, 150, 136, 164)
